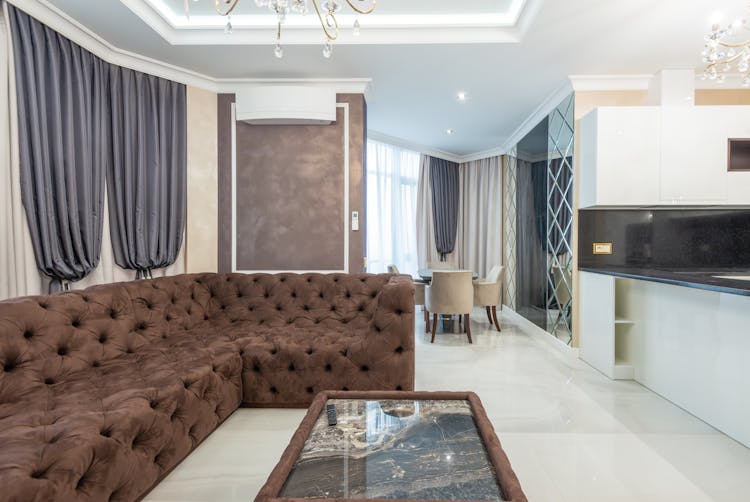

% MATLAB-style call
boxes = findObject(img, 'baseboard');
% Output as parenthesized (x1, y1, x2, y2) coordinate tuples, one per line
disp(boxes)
(501, 306, 579, 358)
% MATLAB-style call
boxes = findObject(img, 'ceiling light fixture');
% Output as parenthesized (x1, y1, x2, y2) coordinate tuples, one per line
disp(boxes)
(457, 91, 467, 102)
(446, 129, 455, 135)
(186, 0, 376, 59)
(702, 6, 750, 85)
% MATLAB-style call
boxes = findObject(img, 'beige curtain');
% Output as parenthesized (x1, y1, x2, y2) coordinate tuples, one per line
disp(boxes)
(457, 156, 503, 279)
(0, 3, 42, 300)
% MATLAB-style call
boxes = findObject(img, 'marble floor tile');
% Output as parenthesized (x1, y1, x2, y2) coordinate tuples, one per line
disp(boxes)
(145, 309, 750, 502)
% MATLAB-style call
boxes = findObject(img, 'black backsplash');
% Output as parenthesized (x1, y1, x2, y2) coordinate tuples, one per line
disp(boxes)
(578, 208, 750, 271)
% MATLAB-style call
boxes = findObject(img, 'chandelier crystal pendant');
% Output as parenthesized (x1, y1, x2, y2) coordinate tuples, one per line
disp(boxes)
(186, 0, 376, 58)
(702, 7, 750, 86)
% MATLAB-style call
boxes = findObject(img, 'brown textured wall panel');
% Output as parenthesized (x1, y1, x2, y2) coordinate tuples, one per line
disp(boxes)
(217, 93, 365, 273)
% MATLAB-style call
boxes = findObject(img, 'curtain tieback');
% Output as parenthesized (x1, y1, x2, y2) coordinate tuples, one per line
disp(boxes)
(49, 278, 72, 294)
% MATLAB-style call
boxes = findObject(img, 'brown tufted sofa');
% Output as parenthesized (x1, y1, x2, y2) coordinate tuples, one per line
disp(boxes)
(0, 273, 414, 502)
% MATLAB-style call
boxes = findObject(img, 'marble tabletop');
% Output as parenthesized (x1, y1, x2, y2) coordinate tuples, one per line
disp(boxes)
(279, 399, 503, 500)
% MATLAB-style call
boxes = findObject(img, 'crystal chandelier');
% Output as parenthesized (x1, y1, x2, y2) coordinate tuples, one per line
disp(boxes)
(184, 0, 376, 59)
(702, 8, 750, 86)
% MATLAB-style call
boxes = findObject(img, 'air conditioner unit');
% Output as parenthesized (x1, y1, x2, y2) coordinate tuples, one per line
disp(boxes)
(235, 86, 336, 125)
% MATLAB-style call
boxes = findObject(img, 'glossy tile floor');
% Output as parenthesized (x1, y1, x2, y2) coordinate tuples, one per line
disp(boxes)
(146, 310, 750, 501)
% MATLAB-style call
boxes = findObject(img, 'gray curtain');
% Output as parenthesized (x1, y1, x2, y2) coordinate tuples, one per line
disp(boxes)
(108, 67, 187, 278)
(8, 4, 109, 292)
(429, 156, 460, 260)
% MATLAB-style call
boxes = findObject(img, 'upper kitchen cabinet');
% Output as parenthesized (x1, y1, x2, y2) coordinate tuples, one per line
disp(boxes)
(659, 107, 728, 203)
(579, 107, 661, 207)
(579, 105, 750, 207)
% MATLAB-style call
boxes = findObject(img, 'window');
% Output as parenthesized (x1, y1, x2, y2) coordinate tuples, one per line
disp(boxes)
(366, 140, 420, 275)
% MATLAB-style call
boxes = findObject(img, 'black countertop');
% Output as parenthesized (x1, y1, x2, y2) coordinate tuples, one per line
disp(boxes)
(579, 267, 750, 297)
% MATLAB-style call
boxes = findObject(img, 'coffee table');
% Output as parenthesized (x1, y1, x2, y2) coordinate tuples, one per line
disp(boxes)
(256, 391, 527, 502)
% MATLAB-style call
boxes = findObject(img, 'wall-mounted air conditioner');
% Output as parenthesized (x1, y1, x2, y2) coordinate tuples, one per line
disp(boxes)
(235, 86, 336, 125)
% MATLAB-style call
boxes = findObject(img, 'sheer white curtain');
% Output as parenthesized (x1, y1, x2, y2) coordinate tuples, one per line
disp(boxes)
(366, 140, 420, 275)
(457, 156, 503, 279)
(0, 4, 42, 300)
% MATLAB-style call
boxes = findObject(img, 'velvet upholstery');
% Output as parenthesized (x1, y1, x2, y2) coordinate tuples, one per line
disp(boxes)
(0, 273, 415, 501)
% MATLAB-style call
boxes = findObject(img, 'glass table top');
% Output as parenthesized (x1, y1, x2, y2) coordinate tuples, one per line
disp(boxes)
(279, 399, 504, 500)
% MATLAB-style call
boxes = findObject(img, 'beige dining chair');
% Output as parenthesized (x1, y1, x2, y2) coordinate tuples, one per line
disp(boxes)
(425, 271, 474, 344)
(389, 264, 431, 332)
(473, 265, 504, 331)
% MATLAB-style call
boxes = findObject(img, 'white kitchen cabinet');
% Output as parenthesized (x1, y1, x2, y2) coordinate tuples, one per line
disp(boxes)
(579, 107, 661, 207)
(579, 271, 634, 380)
(659, 107, 728, 203)
(579, 104, 750, 207)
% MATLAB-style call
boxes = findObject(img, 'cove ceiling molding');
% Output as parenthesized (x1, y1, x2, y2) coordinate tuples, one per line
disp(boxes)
(120, 0, 543, 45)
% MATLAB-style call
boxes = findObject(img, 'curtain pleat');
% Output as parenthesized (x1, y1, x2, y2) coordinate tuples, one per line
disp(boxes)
(4, 4, 187, 296)
(365, 140, 420, 275)
(457, 156, 503, 279)
(107, 67, 187, 276)
(429, 157, 460, 260)
(7, 4, 108, 293)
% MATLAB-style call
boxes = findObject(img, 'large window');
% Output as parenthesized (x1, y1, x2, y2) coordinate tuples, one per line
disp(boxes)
(366, 140, 420, 275)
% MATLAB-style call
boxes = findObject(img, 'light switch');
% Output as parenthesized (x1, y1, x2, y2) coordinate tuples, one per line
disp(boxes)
(352, 211, 360, 231)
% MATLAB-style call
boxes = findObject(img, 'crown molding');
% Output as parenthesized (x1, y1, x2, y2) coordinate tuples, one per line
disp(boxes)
(569, 74, 653, 91)
(495, 80, 574, 157)
(8, 0, 218, 90)
(460, 145, 508, 164)
(367, 130, 465, 164)
(7, 0, 373, 97)
(121, 0, 538, 46)
(370, 80, 575, 164)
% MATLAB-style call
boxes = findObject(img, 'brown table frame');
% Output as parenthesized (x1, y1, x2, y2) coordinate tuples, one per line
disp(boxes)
(255, 390, 528, 502)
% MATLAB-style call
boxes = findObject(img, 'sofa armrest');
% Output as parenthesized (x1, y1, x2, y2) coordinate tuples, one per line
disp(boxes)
(363, 274, 415, 389)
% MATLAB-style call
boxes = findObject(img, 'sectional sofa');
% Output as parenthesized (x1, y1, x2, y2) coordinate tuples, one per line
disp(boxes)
(0, 273, 415, 501)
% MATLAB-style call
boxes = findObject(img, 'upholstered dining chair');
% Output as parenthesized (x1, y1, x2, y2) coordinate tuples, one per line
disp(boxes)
(388, 264, 431, 332)
(473, 265, 504, 332)
(425, 271, 474, 344)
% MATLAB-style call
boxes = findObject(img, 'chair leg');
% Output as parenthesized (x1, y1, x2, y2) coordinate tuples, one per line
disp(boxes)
(431, 313, 438, 343)
(424, 310, 431, 333)
(485, 306, 493, 324)
(464, 313, 472, 343)
(491, 305, 501, 332)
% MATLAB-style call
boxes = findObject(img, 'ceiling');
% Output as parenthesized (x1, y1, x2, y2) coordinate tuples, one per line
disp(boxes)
(34, 0, 749, 157)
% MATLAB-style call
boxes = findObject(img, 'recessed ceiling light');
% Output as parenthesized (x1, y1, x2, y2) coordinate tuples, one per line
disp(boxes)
(457, 91, 467, 102)
(446, 129, 455, 135)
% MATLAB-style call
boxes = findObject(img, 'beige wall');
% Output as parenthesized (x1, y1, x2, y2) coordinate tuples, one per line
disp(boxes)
(185, 86, 219, 273)
(696, 89, 750, 105)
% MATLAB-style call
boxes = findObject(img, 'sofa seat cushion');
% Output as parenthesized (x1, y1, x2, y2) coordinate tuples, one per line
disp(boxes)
(0, 334, 244, 501)
(211, 324, 389, 406)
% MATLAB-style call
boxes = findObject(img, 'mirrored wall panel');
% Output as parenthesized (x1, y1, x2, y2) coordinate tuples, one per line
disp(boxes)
(503, 93, 575, 344)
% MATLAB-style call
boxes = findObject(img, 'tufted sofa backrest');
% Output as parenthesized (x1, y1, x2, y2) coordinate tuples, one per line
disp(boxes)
(119, 273, 215, 342)
(0, 283, 141, 400)
(0, 273, 403, 395)
(199, 273, 394, 330)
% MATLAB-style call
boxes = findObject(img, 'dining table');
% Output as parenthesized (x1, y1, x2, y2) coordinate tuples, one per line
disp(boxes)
(416, 269, 480, 283)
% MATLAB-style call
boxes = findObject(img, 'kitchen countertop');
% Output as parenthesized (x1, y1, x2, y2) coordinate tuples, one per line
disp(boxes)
(579, 267, 750, 297)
